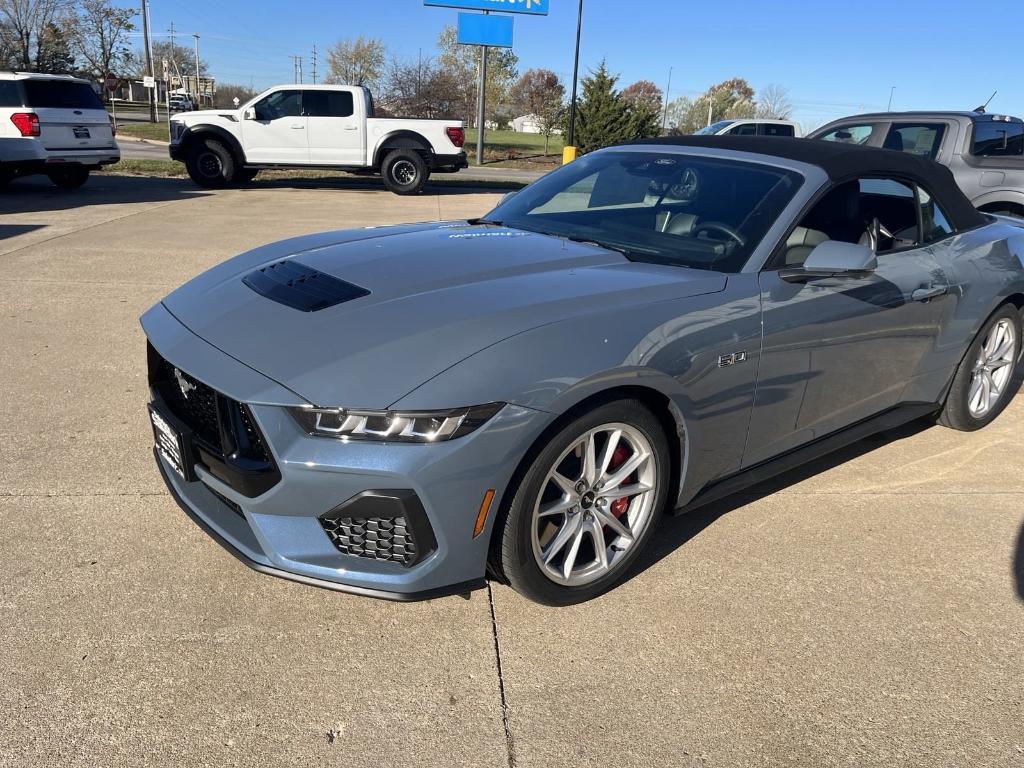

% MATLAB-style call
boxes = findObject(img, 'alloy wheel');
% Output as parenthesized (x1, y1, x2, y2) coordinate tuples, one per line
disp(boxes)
(198, 152, 222, 178)
(391, 159, 417, 186)
(530, 423, 658, 586)
(968, 318, 1017, 418)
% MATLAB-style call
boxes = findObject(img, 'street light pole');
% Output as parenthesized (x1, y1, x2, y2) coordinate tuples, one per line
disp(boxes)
(193, 34, 201, 107)
(661, 66, 673, 134)
(887, 85, 895, 112)
(565, 0, 583, 152)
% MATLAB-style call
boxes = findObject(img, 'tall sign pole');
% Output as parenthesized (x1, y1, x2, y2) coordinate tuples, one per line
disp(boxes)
(193, 34, 201, 106)
(564, 0, 584, 162)
(141, 0, 155, 122)
(475, 38, 488, 166)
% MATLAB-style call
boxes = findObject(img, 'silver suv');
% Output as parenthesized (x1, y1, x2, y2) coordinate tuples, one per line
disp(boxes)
(808, 111, 1024, 217)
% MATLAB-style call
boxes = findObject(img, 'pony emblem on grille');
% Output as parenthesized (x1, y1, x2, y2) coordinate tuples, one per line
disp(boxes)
(173, 367, 197, 399)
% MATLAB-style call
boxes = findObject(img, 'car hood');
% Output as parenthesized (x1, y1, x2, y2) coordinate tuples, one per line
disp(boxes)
(161, 222, 725, 408)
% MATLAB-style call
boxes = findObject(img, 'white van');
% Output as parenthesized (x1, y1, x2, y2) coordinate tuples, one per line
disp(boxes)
(0, 72, 120, 188)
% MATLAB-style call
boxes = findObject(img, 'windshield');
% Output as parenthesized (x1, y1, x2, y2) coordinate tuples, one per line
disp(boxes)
(484, 150, 803, 273)
(694, 120, 735, 135)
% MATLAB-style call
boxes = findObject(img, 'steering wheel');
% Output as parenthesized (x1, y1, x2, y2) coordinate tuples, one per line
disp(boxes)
(693, 221, 746, 247)
(668, 167, 700, 203)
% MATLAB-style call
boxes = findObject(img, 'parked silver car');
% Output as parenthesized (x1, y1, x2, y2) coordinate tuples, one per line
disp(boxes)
(809, 111, 1024, 217)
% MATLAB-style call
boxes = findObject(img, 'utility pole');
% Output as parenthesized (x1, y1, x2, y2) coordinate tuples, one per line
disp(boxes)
(565, 0, 584, 155)
(168, 22, 177, 91)
(291, 56, 303, 84)
(661, 66, 672, 134)
(141, 0, 155, 122)
(193, 34, 201, 106)
(311, 44, 317, 84)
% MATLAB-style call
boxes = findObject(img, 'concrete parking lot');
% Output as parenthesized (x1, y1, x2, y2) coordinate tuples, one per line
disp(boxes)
(1, 173, 1022, 768)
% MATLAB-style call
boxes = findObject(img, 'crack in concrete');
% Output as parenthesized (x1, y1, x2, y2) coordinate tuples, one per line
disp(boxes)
(487, 582, 516, 768)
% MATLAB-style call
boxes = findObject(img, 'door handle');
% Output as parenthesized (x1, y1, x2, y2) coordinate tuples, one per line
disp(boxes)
(912, 285, 947, 302)
(290, 124, 305, 130)
(343, 125, 358, 131)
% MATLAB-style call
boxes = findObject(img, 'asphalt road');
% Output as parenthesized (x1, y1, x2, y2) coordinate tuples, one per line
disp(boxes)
(1, 174, 1022, 768)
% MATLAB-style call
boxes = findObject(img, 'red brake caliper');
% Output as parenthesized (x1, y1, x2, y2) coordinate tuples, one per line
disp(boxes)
(608, 444, 633, 518)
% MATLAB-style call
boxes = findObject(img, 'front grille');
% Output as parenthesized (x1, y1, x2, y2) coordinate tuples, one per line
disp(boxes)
(320, 515, 419, 566)
(148, 343, 280, 497)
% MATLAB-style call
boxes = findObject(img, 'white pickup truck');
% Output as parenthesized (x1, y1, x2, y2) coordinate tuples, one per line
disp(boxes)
(169, 84, 467, 195)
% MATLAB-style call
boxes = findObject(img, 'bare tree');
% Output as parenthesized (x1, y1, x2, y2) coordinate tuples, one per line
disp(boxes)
(326, 35, 386, 91)
(0, 0, 71, 70)
(756, 84, 793, 119)
(69, 0, 135, 84)
(381, 55, 468, 119)
(510, 68, 564, 154)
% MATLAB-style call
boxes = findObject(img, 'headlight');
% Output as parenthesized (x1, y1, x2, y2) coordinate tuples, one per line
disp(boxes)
(288, 403, 504, 443)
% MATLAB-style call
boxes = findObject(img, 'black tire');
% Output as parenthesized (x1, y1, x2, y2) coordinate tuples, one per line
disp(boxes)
(497, 399, 671, 606)
(185, 137, 236, 188)
(0, 169, 12, 188)
(46, 166, 90, 189)
(381, 148, 429, 195)
(235, 168, 259, 184)
(938, 303, 1022, 431)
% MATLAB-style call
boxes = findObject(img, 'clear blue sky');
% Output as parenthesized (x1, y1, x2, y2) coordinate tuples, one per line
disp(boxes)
(130, 0, 1023, 130)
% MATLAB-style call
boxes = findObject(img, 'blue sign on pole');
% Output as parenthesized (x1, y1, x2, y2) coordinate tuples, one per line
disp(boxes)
(457, 13, 514, 47)
(424, 0, 547, 16)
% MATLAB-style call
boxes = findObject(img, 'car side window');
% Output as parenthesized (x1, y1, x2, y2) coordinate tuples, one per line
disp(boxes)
(253, 89, 302, 121)
(917, 185, 954, 243)
(759, 123, 795, 137)
(728, 123, 757, 136)
(885, 123, 946, 159)
(0, 80, 22, 107)
(817, 124, 875, 145)
(971, 120, 1024, 157)
(303, 90, 354, 118)
(776, 177, 920, 268)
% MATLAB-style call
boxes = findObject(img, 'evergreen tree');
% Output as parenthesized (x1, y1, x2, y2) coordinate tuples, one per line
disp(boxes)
(574, 61, 630, 153)
(35, 21, 75, 74)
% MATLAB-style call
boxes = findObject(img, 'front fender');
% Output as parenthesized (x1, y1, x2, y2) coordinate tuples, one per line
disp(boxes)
(392, 283, 764, 504)
(179, 124, 246, 163)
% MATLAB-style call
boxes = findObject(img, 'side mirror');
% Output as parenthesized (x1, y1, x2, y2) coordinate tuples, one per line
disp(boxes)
(243, 107, 256, 120)
(779, 241, 877, 283)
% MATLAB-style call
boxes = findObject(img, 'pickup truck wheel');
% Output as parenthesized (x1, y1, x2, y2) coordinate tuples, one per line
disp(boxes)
(186, 138, 236, 188)
(235, 168, 259, 184)
(46, 166, 90, 189)
(381, 149, 429, 195)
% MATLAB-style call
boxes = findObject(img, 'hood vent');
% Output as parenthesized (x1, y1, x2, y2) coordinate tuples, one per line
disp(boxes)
(242, 259, 369, 312)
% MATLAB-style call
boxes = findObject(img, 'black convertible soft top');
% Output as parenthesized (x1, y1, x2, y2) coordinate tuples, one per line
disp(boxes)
(629, 135, 987, 231)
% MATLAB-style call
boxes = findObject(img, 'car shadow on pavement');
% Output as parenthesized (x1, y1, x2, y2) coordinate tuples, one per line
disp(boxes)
(244, 176, 521, 195)
(627, 417, 937, 584)
(0, 174, 209, 218)
(1014, 523, 1024, 601)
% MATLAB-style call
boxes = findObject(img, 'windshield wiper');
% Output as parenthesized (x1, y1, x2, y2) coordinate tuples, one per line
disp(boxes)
(563, 234, 650, 259)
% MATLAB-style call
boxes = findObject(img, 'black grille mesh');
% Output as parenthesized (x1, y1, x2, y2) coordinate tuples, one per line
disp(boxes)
(156, 360, 220, 447)
(320, 516, 419, 566)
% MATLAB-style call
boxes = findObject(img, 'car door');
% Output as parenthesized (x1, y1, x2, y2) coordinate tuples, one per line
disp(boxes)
(241, 89, 307, 164)
(743, 177, 952, 466)
(304, 89, 363, 166)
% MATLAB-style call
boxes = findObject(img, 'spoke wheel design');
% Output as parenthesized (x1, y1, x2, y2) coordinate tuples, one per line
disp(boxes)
(198, 152, 223, 179)
(968, 318, 1016, 418)
(391, 159, 418, 186)
(530, 423, 657, 587)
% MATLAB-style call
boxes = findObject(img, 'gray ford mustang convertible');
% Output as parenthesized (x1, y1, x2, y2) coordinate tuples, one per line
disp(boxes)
(143, 136, 1024, 605)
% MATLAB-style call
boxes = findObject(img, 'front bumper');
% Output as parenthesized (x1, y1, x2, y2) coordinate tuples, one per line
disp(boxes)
(142, 303, 551, 600)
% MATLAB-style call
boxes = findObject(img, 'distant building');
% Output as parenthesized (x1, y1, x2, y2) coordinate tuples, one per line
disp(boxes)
(511, 113, 562, 134)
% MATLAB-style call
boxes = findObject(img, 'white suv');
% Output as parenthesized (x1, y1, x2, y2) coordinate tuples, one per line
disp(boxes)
(0, 72, 120, 189)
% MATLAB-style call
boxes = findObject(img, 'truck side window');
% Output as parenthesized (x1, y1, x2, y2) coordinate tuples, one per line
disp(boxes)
(817, 124, 874, 145)
(304, 91, 354, 118)
(253, 90, 302, 121)
(884, 123, 946, 159)
(971, 121, 1024, 157)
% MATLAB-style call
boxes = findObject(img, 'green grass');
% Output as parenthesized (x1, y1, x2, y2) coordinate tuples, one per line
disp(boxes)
(101, 159, 184, 176)
(465, 128, 563, 155)
(115, 122, 171, 142)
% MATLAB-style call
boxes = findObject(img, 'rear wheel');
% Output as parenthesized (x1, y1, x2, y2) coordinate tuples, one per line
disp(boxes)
(497, 399, 670, 605)
(939, 304, 1021, 431)
(381, 149, 429, 195)
(185, 137, 236, 188)
(235, 168, 259, 184)
(46, 166, 90, 189)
